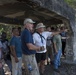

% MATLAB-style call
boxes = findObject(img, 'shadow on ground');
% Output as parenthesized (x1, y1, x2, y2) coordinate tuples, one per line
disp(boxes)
(44, 59, 76, 75)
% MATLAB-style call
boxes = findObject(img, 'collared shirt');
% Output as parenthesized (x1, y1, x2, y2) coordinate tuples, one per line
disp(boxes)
(10, 36, 22, 57)
(21, 28, 36, 55)
(33, 31, 52, 53)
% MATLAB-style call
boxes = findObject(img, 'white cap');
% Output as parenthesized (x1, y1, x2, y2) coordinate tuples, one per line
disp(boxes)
(24, 18, 35, 25)
(36, 23, 45, 29)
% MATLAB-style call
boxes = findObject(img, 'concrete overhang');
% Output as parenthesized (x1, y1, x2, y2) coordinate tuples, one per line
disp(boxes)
(0, 0, 75, 26)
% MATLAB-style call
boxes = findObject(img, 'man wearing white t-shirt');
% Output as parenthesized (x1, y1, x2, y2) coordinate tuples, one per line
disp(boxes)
(33, 23, 60, 74)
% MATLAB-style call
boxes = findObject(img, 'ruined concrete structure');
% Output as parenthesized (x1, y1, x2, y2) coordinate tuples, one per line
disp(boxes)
(0, 0, 76, 61)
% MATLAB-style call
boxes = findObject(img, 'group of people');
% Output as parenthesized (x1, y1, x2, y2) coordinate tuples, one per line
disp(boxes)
(0, 18, 67, 75)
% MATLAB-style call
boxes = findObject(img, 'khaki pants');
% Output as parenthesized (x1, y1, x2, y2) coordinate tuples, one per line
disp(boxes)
(11, 56, 22, 75)
(23, 54, 40, 75)
(46, 46, 54, 61)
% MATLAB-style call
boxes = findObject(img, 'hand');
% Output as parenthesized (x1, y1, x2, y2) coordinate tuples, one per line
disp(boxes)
(40, 46, 45, 51)
(65, 29, 68, 32)
(55, 50, 58, 54)
(15, 58, 19, 63)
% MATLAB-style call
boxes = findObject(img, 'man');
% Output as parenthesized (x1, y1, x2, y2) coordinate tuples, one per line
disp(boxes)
(60, 27, 67, 57)
(21, 18, 43, 75)
(53, 28, 62, 73)
(0, 41, 5, 75)
(46, 26, 53, 65)
(33, 23, 60, 74)
(18, 27, 21, 36)
(10, 28, 22, 75)
(1, 32, 12, 73)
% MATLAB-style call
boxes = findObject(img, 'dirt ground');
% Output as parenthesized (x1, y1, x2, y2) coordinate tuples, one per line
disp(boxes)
(4, 58, 76, 75)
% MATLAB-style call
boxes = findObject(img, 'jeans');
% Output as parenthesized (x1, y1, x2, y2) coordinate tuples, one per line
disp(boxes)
(11, 56, 22, 75)
(54, 50, 62, 69)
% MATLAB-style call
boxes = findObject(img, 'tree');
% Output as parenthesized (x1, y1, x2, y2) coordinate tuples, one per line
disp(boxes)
(64, 0, 76, 9)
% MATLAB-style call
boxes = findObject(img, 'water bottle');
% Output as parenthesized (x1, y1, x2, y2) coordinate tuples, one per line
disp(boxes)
(28, 64, 33, 72)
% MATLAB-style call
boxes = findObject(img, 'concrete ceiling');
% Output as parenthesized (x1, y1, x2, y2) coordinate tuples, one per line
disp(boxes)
(0, 0, 63, 25)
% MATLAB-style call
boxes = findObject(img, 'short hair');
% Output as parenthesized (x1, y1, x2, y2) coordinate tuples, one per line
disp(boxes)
(46, 26, 50, 29)
(60, 27, 65, 30)
(18, 27, 21, 30)
(1, 32, 6, 36)
(51, 27, 55, 31)
(12, 28, 17, 32)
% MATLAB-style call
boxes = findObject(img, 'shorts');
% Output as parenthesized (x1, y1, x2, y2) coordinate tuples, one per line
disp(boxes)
(36, 53, 46, 63)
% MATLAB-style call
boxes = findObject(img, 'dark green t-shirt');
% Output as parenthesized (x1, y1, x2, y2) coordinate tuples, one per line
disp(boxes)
(53, 34, 62, 51)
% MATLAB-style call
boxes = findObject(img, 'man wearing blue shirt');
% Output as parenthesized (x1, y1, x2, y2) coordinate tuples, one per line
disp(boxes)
(10, 28, 22, 75)
(21, 18, 43, 75)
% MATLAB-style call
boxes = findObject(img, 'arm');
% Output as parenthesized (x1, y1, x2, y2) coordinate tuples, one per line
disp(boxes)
(10, 46, 19, 63)
(53, 36, 58, 54)
(53, 42, 58, 54)
(10, 38, 19, 63)
(51, 32, 60, 36)
(51, 29, 67, 36)
(26, 43, 44, 51)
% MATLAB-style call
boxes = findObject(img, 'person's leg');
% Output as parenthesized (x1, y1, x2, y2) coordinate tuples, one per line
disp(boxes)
(0, 67, 5, 75)
(5, 60, 12, 72)
(23, 54, 40, 75)
(31, 55, 40, 75)
(40, 60, 45, 74)
(22, 55, 29, 75)
(54, 50, 61, 69)
(49, 46, 54, 64)
(46, 46, 51, 65)
(62, 42, 66, 56)
(11, 56, 18, 75)
(58, 50, 62, 66)
(35, 53, 41, 72)
(18, 57, 22, 75)
(40, 53, 46, 74)
(46, 46, 50, 61)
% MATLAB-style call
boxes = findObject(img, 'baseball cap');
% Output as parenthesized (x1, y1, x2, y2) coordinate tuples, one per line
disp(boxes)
(24, 18, 35, 25)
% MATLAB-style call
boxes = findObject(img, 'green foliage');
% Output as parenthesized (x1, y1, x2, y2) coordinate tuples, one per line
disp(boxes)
(64, 0, 76, 9)
(0, 24, 21, 40)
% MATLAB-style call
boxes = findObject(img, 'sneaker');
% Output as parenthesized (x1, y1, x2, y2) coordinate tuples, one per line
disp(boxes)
(40, 71, 44, 75)
(58, 65, 61, 68)
(61, 55, 65, 58)
(53, 69, 60, 73)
